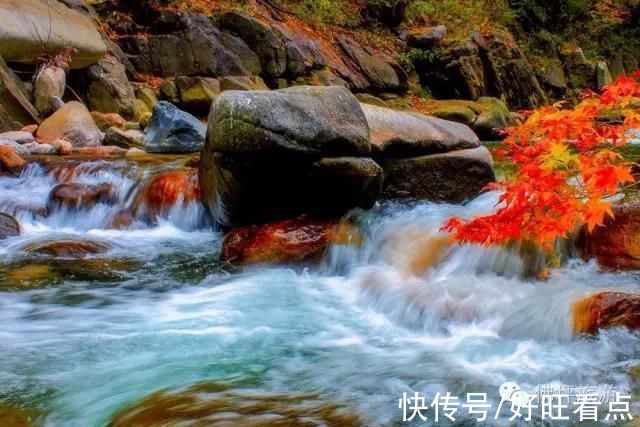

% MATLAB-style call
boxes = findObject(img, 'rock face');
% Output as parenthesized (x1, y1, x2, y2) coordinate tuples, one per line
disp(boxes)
(578, 200, 640, 269)
(200, 86, 381, 227)
(47, 183, 117, 212)
(143, 102, 206, 153)
(380, 146, 495, 203)
(0, 0, 106, 68)
(220, 216, 338, 265)
(36, 101, 102, 148)
(118, 13, 261, 77)
(362, 103, 480, 156)
(573, 292, 640, 334)
(0, 212, 19, 239)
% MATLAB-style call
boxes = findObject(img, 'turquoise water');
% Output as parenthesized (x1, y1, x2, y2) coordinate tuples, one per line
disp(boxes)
(0, 159, 638, 425)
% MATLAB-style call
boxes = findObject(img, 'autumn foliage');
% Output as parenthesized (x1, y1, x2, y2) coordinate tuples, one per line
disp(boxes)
(443, 73, 640, 251)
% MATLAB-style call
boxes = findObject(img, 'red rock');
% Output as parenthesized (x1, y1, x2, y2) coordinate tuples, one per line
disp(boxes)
(0, 212, 20, 239)
(578, 200, 640, 269)
(0, 145, 26, 175)
(21, 239, 111, 258)
(133, 170, 200, 220)
(573, 292, 640, 334)
(72, 146, 127, 157)
(47, 183, 117, 212)
(220, 216, 339, 265)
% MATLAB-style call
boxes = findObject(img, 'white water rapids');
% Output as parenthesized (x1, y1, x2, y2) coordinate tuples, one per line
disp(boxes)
(0, 158, 638, 426)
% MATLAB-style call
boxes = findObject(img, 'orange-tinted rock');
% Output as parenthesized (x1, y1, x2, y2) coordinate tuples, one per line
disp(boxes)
(72, 146, 127, 157)
(220, 216, 339, 265)
(21, 239, 111, 258)
(0, 144, 25, 174)
(106, 210, 135, 230)
(384, 228, 453, 277)
(0, 212, 20, 239)
(35, 101, 102, 147)
(51, 139, 73, 155)
(578, 200, 640, 269)
(573, 292, 640, 334)
(47, 183, 117, 211)
(90, 111, 127, 131)
(133, 170, 200, 220)
(20, 124, 38, 134)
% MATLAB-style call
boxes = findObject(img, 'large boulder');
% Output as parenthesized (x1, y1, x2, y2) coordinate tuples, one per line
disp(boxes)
(578, 200, 640, 269)
(380, 146, 495, 202)
(0, 0, 106, 68)
(82, 54, 137, 119)
(143, 101, 206, 153)
(200, 86, 379, 227)
(573, 292, 640, 334)
(361, 103, 480, 156)
(36, 101, 102, 148)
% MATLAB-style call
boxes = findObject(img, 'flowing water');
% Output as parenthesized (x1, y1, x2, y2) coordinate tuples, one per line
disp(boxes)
(0, 157, 639, 426)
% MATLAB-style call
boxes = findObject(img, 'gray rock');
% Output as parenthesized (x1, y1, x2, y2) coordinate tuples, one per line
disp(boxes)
(175, 76, 220, 114)
(24, 142, 57, 155)
(596, 61, 613, 90)
(143, 101, 206, 153)
(407, 25, 447, 48)
(380, 146, 495, 203)
(361, 103, 479, 156)
(0, 131, 34, 145)
(0, 138, 29, 156)
(104, 127, 144, 149)
(84, 54, 137, 119)
(34, 66, 66, 116)
(206, 85, 370, 156)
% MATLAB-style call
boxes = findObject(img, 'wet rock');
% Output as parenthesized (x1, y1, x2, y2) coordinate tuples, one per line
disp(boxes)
(131, 170, 200, 222)
(380, 146, 495, 203)
(21, 238, 111, 258)
(73, 146, 127, 157)
(0, 212, 20, 239)
(34, 66, 66, 116)
(573, 292, 640, 334)
(103, 127, 144, 149)
(0, 0, 106, 68)
(175, 76, 220, 114)
(23, 142, 57, 155)
(50, 139, 73, 155)
(0, 403, 42, 426)
(206, 86, 370, 156)
(143, 101, 206, 153)
(0, 131, 35, 145)
(36, 101, 102, 148)
(91, 111, 127, 131)
(3, 264, 61, 290)
(218, 75, 268, 92)
(109, 382, 363, 427)
(0, 144, 26, 174)
(118, 14, 260, 77)
(0, 138, 30, 157)
(407, 25, 447, 48)
(578, 199, 640, 269)
(221, 216, 338, 265)
(219, 12, 287, 77)
(83, 54, 137, 119)
(47, 183, 117, 212)
(362, 103, 479, 156)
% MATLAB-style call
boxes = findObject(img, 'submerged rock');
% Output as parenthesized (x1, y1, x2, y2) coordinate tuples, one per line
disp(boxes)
(0, 212, 20, 239)
(131, 170, 201, 222)
(36, 101, 102, 148)
(47, 183, 117, 212)
(21, 238, 111, 258)
(221, 216, 338, 265)
(573, 292, 640, 334)
(109, 381, 363, 427)
(143, 101, 206, 153)
(380, 146, 495, 203)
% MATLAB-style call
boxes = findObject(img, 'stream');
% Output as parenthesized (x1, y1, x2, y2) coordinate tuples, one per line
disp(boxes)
(0, 157, 638, 426)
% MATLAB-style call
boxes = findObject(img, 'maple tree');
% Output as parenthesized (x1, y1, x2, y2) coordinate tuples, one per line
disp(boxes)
(442, 73, 640, 252)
